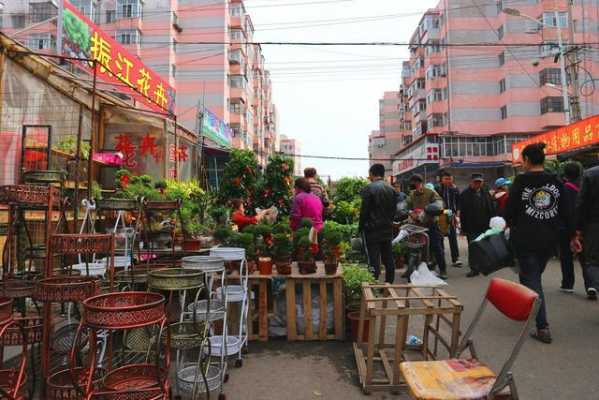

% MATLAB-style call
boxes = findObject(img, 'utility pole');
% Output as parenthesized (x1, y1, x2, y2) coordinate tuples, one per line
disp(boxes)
(56, 0, 64, 56)
(555, 10, 571, 125)
(566, 1, 582, 122)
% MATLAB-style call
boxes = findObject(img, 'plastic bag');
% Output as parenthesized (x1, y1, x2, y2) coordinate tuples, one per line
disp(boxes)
(410, 262, 448, 287)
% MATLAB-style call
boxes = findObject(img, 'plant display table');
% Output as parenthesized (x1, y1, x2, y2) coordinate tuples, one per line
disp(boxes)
(353, 284, 463, 395)
(245, 263, 344, 342)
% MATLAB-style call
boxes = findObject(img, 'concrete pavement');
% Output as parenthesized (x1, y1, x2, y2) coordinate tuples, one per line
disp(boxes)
(225, 239, 599, 400)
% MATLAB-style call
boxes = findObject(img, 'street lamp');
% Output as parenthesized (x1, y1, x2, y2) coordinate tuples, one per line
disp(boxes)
(502, 7, 571, 124)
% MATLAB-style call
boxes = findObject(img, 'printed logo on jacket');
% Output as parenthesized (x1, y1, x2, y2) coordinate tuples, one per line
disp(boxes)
(521, 184, 560, 220)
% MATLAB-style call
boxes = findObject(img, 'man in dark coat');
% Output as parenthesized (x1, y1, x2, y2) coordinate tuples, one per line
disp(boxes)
(437, 171, 462, 268)
(460, 173, 496, 277)
(359, 164, 397, 283)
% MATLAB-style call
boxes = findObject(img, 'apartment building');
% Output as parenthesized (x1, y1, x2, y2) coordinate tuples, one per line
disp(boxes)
(279, 135, 301, 177)
(389, 0, 599, 185)
(2, 0, 280, 164)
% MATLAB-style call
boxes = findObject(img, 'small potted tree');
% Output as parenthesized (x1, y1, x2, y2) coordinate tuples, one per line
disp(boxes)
(392, 241, 406, 270)
(343, 264, 376, 342)
(321, 225, 343, 275)
(272, 233, 293, 275)
(296, 236, 317, 275)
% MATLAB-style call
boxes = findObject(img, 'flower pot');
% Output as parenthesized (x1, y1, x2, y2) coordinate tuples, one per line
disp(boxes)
(347, 311, 369, 343)
(298, 261, 317, 275)
(275, 260, 292, 275)
(395, 256, 404, 270)
(248, 260, 258, 274)
(324, 263, 338, 275)
(258, 257, 273, 275)
(182, 238, 202, 251)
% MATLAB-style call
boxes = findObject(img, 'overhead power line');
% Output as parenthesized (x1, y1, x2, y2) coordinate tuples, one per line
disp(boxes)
(276, 152, 435, 162)
(134, 40, 599, 47)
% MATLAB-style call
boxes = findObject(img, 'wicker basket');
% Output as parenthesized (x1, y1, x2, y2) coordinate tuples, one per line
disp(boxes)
(177, 364, 222, 395)
(96, 198, 139, 211)
(0, 317, 43, 346)
(101, 364, 167, 391)
(181, 256, 225, 273)
(46, 367, 105, 400)
(0, 184, 59, 207)
(166, 321, 207, 351)
(82, 292, 165, 330)
(147, 268, 204, 291)
(34, 277, 100, 303)
(0, 279, 35, 299)
(0, 298, 14, 326)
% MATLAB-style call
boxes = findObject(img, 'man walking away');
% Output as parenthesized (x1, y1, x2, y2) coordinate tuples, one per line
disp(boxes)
(304, 167, 331, 213)
(359, 164, 397, 283)
(438, 171, 462, 268)
(505, 143, 571, 344)
(493, 177, 511, 217)
(571, 164, 599, 301)
(559, 163, 592, 296)
(460, 173, 495, 277)
(406, 174, 448, 279)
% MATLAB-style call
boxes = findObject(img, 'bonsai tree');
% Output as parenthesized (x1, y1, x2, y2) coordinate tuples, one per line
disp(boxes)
(213, 225, 233, 245)
(296, 236, 316, 264)
(272, 233, 292, 262)
(321, 224, 343, 266)
(257, 154, 294, 214)
(219, 149, 259, 213)
(342, 264, 376, 310)
(210, 206, 230, 226)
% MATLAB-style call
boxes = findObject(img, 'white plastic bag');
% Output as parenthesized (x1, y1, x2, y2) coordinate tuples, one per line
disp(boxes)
(410, 262, 448, 287)
(392, 229, 409, 245)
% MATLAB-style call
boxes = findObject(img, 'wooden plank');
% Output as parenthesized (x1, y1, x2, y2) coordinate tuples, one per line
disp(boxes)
(319, 280, 327, 340)
(303, 280, 313, 339)
(410, 287, 435, 308)
(286, 278, 297, 341)
(436, 288, 463, 307)
(365, 313, 376, 386)
(387, 288, 407, 309)
(353, 342, 367, 388)
(258, 280, 268, 341)
(450, 311, 462, 357)
(393, 315, 408, 385)
(333, 278, 344, 340)
(247, 281, 256, 341)
(379, 350, 393, 383)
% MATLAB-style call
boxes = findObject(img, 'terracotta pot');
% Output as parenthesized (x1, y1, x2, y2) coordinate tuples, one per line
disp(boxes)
(275, 260, 292, 275)
(247, 260, 258, 274)
(347, 311, 369, 343)
(298, 261, 317, 275)
(182, 239, 202, 251)
(324, 263, 338, 275)
(258, 257, 273, 275)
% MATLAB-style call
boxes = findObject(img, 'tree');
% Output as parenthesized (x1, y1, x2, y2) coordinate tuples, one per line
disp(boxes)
(219, 149, 259, 212)
(258, 154, 294, 214)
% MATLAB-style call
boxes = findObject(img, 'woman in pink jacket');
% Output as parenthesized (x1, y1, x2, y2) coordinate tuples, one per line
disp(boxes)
(290, 178, 324, 232)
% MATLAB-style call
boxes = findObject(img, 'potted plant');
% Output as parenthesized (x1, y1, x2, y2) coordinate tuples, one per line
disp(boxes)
(213, 225, 233, 245)
(210, 206, 230, 226)
(272, 233, 293, 275)
(296, 236, 317, 275)
(392, 241, 406, 270)
(342, 264, 376, 342)
(321, 224, 343, 275)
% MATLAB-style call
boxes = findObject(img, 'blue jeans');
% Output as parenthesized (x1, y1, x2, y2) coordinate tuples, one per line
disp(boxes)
(517, 253, 550, 330)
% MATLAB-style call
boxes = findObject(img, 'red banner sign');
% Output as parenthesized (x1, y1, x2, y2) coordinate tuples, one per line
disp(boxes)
(512, 115, 599, 163)
(62, 1, 175, 114)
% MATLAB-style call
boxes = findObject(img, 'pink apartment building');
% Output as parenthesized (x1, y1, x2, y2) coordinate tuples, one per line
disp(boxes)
(379, 0, 599, 186)
(279, 134, 302, 177)
(2, 0, 279, 165)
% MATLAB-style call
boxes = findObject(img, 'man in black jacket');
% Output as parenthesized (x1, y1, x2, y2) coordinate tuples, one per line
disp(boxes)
(437, 171, 462, 267)
(571, 164, 599, 301)
(505, 143, 571, 344)
(460, 173, 495, 277)
(359, 164, 397, 283)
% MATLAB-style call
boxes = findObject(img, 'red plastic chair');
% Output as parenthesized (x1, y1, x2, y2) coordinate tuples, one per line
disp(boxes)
(400, 278, 540, 400)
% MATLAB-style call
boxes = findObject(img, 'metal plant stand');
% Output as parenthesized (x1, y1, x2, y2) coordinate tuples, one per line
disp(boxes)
(0, 297, 28, 400)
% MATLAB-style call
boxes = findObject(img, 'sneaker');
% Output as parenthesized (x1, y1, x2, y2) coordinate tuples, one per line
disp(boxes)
(466, 270, 480, 278)
(530, 328, 552, 344)
(588, 288, 598, 301)
(452, 261, 463, 268)
(560, 287, 574, 293)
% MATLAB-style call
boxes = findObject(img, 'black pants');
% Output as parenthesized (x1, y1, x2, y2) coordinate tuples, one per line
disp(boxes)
(518, 252, 550, 330)
(428, 223, 447, 274)
(364, 235, 395, 284)
(560, 235, 590, 290)
(443, 224, 460, 263)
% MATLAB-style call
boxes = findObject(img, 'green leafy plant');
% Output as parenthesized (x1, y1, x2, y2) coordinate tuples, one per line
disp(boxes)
(321, 223, 343, 264)
(272, 233, 292, 261)
(213, 225, 233, 244)
(219, 149, 259, 213)
(91, 181, 103, 200)
(333, 177, 368, 204)
(257, 154, 294, 213)
(210, 206, 230, 225)
(296, 236, 314, 262)
(342, 264, 376, 306)
(54, 135, 91, 159)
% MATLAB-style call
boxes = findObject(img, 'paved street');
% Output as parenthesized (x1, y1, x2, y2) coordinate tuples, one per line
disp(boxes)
(226, 239, 599, 400)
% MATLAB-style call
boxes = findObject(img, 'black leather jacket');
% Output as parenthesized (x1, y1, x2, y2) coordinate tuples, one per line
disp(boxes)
(358, 179, 397, 241)
(576, 165, 599, 230)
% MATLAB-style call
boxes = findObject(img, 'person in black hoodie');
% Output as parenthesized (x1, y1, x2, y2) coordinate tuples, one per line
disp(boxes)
(505, 143, 572, 344)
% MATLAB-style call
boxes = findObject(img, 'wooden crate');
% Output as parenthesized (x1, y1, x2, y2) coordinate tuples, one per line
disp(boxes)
(353, 284, 463, 395)
(247, 277, 269, 342)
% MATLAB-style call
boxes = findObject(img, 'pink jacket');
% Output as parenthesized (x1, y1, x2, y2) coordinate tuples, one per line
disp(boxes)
(290, 192, 324, 232)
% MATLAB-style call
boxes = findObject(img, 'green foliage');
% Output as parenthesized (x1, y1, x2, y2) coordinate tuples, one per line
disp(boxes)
(213, 225, 233, 244)
(91, 181, 102, 200)
(392, 241, 407, 258)
(116, 173, 162, 201)
(219, 149, 259, 212)
(209, 206, 230, 225)
(333, 177, 368, 204)
(272, 221, 291, 236)
(63, 9, 90, 54)
(342, 264, 376, 304)
(54, 135, 91, 159)
(544, 159, 584, 178)
(322, 221, 357, 242)
(257, 154, 294, 213)
(296, 236, 314, 262)
(272, 233, 292, 260)
(331, 198, 361, 225)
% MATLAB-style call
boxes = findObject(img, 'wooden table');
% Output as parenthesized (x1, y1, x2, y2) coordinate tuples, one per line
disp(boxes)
(247, 263, 345, 342)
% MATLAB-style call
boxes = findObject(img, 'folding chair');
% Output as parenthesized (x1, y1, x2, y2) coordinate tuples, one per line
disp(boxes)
(400, 278, 540, 400)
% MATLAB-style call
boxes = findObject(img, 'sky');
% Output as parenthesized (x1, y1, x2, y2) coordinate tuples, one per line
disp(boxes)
(245, 0, 440, 179)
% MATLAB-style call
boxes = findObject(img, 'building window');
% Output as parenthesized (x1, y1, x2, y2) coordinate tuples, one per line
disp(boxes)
(28, 33, 55, 50)
(418, 99, 427, 113)
(426, 40, 441, 55)
(229, 49, 242, 64)
(116, 29, 141, 45)
(497, 25, 504, 40)
(540, 42, 560, 57)
(543, 11, 568, 28)
(11, 14, 26, 29)
(30, 2, 57, 23)
(230, 4, 244, 16)
(499, 78, 506, 93)
(229, 75, 246, 88)
(106, 10, 116, 23)
(430, 113, 447, 127)
(117, 0, 142, 19)
(229, 102, 243, 113)
(540, 97, 564, 114)
(498, 52, 505, 66)
(426, 64, 446, 80)
(496, 0, 503, 13)
(500, 105, 508, 120)
(539, 68, 562, 86)
(230, 29, 243, 41)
